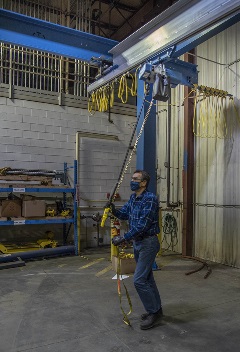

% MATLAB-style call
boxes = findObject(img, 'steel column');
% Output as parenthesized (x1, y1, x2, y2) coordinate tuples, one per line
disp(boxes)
(182, 51, 195, 256)
(73, 160, 78, 255)
(136, 80, 156, 193)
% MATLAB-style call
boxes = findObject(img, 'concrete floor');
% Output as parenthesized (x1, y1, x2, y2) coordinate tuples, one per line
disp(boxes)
(1, 247, 240, 352)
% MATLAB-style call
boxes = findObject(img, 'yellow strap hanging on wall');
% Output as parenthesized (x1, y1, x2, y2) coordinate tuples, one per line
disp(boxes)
(192, 85, 239, 139)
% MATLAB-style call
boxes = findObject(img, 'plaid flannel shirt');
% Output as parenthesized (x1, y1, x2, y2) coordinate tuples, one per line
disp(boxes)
(114, 190, 160, 240)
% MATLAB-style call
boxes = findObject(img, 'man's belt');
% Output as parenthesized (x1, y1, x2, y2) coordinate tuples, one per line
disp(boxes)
(134, 233, 157, 241)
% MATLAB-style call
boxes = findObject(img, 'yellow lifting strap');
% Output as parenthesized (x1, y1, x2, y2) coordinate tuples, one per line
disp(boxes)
(100, 207, 110, 228)
(116, 246, 133, 326)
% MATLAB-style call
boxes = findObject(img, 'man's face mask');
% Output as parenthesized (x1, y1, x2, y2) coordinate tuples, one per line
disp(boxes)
(130, 180, 141, 191)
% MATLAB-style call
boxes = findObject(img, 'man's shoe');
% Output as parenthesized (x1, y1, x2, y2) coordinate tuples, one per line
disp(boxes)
(141, 308, 163, 321)
(140, 308, 163, 330)
(141, 312, 150, 320)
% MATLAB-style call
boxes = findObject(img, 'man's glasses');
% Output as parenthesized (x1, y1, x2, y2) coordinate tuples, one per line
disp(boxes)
(131, 177, 142, 181)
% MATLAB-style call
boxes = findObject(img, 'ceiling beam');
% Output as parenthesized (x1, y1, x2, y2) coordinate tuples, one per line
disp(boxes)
(144, 0, 174, 23)
(110, 1, 177, 42)
(110, 0, 155, 41)
(91, 0, 137, 13)
(91, 19, 119, 31)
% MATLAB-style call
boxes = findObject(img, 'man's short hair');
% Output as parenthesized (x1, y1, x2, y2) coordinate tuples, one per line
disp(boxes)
(134, 169, 150, 188)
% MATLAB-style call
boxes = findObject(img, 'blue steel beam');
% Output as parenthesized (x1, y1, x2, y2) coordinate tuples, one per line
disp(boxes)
(0, 9, 118, 61)
(136, 81, 157, 193)
(0, 246, 75, 263)
(0, 187, 74, 193)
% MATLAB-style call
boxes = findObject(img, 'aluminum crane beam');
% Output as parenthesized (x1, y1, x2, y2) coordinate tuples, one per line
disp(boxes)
(88, 0, 240, 92)
(0, 9, 118, 62)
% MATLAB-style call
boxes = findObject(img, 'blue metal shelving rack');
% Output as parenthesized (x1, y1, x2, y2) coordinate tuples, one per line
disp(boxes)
(0, 160, 78, 256)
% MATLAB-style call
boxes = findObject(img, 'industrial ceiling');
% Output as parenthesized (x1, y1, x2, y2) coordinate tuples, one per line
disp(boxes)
(89, 0, 179, 41)
(0, 0, 179, 41)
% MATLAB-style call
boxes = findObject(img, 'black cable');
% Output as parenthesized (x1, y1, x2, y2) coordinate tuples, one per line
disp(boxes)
(161, 213, 178, 250)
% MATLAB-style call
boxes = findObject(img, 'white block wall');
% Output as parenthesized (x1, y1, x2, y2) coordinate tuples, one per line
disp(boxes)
(0, 96, 136, 248)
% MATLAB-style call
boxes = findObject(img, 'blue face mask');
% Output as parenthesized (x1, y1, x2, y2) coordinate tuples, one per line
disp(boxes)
(130, 181, 141, 191)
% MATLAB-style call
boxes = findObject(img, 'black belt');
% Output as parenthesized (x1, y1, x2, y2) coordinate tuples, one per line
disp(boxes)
(134, 234, 157, 241)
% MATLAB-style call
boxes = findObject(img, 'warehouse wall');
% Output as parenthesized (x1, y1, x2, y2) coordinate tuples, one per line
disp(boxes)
(157, 21, 240, 267)
(157, 86, 184, 254)
(195, 22, 240, 267)
(0, 96, 136, 248)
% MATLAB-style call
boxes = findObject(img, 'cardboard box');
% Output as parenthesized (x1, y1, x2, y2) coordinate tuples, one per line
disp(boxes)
(112, 255, 136, 274)
(22, 200, 46, 217)
(1, 199, 22, 217)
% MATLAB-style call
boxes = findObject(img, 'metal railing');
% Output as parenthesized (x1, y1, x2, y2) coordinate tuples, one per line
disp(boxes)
(0, 43, 98, 100)
(0, 0, 96, 102)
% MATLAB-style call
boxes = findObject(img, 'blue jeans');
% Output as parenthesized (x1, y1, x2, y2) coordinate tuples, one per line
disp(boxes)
(133, 235, 162, 314)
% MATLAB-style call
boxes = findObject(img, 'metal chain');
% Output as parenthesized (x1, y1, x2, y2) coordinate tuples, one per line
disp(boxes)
(112, 98, 154, 200)
(112, 94, 147, 196)
(0, 167, 56, 176)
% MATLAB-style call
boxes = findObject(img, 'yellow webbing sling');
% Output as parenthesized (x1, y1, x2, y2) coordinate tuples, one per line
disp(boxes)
(116, 246, 133, 326)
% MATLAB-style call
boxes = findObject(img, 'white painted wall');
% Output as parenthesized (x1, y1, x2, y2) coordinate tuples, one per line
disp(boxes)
(0, 96, 136, 248)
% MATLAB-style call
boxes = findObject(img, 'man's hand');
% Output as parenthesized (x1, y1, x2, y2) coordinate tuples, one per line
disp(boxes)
(105, 201, 116, 215)
(112, 235, 125, 246)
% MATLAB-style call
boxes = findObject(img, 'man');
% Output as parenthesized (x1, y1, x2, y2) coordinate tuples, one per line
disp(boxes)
(110, 169, 163, 330)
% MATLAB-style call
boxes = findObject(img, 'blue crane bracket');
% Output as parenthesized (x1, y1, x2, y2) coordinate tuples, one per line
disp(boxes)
(139, 59, 198, 88)
(139, 58, 198, 101)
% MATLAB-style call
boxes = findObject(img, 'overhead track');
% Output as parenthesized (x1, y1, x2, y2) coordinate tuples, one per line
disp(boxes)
(88, 0, 240, 92)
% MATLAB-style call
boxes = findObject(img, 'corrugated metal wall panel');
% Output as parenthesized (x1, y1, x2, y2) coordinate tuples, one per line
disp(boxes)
(157, 22, 240, 266)
(195, 22, 240, 267)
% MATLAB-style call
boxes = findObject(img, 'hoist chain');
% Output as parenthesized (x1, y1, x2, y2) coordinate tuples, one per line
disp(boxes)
(112, 98, 154, 201)
(101, 97, 154, 228)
